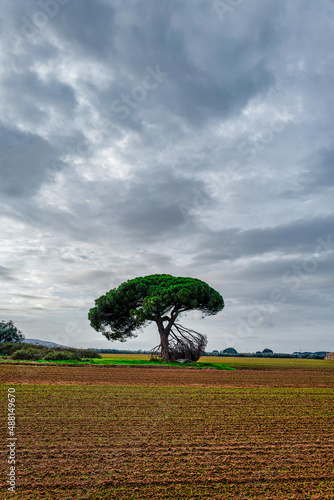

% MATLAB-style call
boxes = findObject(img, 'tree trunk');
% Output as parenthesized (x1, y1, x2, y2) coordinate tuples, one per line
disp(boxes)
(156, 318, 170, 361)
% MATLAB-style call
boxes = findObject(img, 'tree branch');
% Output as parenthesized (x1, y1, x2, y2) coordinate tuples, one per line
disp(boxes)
(150, 322, 207, 362)
(161, 316, 170, 323)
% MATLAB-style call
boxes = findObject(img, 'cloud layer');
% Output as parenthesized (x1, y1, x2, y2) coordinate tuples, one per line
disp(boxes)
(0, 0, 333, 352)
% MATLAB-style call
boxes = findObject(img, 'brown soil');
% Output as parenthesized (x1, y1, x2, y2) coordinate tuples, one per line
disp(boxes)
(1, 365, 333, 499)
(1, 364, 334, 387)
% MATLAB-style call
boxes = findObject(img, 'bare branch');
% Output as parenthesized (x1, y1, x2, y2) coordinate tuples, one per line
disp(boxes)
(150, 322, 207, 362)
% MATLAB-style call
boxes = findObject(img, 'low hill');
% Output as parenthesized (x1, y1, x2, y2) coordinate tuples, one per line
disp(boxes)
(22, 338, 69, 348)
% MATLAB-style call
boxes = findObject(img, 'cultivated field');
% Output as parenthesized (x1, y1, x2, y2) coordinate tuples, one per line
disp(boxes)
(1, 359, 334, 499)
(102, 353, 334, 371)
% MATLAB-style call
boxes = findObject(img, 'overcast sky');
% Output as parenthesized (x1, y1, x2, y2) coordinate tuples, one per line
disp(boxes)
(1, 0, 333, 353)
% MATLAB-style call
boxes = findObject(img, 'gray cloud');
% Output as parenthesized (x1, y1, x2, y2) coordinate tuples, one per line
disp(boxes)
(194, 215, 334, 264)
(51, 0, 116, 60)
(2, 69, 77, 117)
(297, 148, 334, 195)
(0, 126, 57, 197)
(0, 266, 16, 282)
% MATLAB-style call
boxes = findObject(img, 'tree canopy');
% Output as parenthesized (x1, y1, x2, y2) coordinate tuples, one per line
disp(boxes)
(0, 320, 25, 343)
(88, 274, 224, 361)
(223, 347, 237, 354)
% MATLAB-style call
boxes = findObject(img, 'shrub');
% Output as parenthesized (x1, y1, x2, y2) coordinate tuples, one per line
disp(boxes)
(3, 343, 47, 357)
(4, 343, 102, 361)
(79, 349, 101, 359)
(44, 350, 79, 361)
(0, 342, 17, 356)
(11, 348, 40, 360)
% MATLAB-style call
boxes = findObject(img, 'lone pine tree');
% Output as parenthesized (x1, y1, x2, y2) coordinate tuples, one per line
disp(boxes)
(88, 274, 224, 361)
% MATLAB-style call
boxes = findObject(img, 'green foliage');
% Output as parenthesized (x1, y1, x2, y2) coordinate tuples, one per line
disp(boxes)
(0, 342, 17, 356)
(11, 348, 40, 360)
(223, 347, 238, 354)
(80, 348, 101, 358)
(0, 320, 24, 343)
(0, 342, 44, 356)
(88, 274, 224, 342)
(44, 350, 78, 361)
(43, 349, 99, 361)
(0, 342, 102, 361)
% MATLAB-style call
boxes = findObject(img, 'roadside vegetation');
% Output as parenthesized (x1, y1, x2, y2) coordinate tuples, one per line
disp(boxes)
(1, 344, 332, 371)
(0, 342, 234, 370)
(0, 342, 101, 362)
(0, 343, 233, 369)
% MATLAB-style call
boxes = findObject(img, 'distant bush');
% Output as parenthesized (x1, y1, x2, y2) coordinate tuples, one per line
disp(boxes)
(11, 348, 40, 360)
(44, 350, 79, 361)
(2, 342, 102, 361)
(0, 342, 45, 356)
(79, 349, 101, 359)
(0, 342, 17, 356)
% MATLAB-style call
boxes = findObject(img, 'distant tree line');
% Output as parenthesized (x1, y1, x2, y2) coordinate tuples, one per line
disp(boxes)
(96, 347, 328, 359)
(202, 347, 328, 359)
(0, 343, 328, 360)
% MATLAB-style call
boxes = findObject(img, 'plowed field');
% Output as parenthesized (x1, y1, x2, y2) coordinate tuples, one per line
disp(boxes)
(1, 363, 334, 499)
